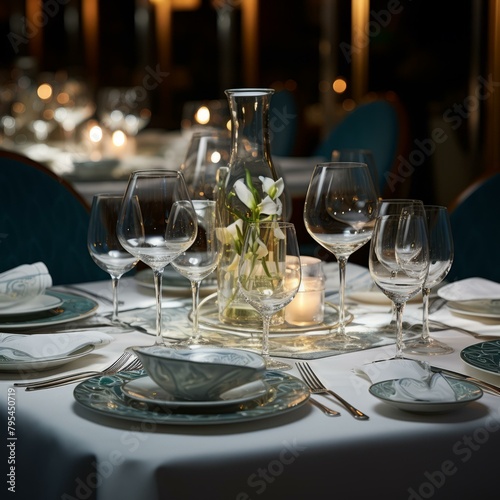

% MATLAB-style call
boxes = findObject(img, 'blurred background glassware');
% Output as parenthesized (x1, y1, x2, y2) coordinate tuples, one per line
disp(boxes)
(180, 99, 230, 138)
(403, 205, 454, 355)
(172, 200, 221, 346)
(179, 129, 231, 201)
(117, 170, 198, 345)
(331, 149, 380, 199)
(98, 87, 152, 136)
(51, 76, 95, 146)
(87, 194, 139, 324)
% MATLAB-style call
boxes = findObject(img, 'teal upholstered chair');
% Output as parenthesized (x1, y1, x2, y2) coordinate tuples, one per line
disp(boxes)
(0, 150, 108, 285)
(314, 96, 407, 197)
(447, 172, 500, 282)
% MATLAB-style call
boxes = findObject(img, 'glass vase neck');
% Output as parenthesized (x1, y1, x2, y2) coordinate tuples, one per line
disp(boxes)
(225, 88, 274, 161)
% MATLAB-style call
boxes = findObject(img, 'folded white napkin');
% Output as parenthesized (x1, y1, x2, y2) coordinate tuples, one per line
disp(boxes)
(0, 332, 113, 361)
(0, 263, 52, 308)
(438, 277, 500, 301)
(354, 358, 457, 402)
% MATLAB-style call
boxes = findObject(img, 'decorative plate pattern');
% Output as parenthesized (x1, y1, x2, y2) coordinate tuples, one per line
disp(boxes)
(74, 370, 310, 425)
(0, 291, 98, 330)
(369, 376, 483, 413)
(460, 340, 500, 375)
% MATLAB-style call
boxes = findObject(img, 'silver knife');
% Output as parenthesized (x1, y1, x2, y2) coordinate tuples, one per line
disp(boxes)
(429, 365, 500, 396)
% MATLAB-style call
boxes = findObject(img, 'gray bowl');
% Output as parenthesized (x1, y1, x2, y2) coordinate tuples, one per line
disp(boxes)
(132, 346, 266, 401)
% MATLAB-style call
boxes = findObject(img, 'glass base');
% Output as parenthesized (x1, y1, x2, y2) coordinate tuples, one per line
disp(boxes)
(174, 334, 222, 348)
(403, 337, 454, 355)
(264, 356, 292, 371)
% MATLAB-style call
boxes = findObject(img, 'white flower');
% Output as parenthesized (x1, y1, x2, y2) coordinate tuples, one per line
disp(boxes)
(259, 176, 284, 200)
(234, 180, 256, 210)
(258, 195, 282, 216)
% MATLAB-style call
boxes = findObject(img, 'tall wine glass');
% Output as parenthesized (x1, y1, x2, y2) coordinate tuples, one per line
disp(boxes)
(238, 221, 301, 370)
(303, 162, 379, 348)
(117, 170, 198, 345)
(172, 200, 221, 345)
(404, 205, 454, 355)
(369, 213, 430, 358)
(88, 194, 139, 324)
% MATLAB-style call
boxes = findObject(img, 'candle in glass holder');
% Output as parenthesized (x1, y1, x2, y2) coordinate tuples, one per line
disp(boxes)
(285, 256, 325, 326)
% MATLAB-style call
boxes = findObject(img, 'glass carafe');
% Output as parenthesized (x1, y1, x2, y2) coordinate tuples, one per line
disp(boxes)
(216, 88, 287, 325)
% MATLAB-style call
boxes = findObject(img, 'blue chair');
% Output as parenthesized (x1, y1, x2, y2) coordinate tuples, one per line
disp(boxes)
(314, 96, 407, 196)
(269, 89, 298, 157)
(0, 150, 109, 285)
(447, 173, 500, 282)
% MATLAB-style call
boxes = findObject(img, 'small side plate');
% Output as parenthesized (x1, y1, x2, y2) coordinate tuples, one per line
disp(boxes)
(369, 377, 483, 413)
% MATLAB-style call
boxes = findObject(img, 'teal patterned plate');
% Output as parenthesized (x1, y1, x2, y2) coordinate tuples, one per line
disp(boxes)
(74, 370, 310, 425)
(460, 340, 500, 375)
(0, 291, 98, 330)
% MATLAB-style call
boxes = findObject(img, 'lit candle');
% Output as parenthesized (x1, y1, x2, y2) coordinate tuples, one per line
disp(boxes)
(285, 257, 326, 326)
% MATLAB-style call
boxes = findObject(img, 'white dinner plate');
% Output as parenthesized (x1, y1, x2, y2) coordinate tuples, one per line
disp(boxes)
(460, 340, 500, 375)
(0, 294, 63, 317)
(0, 344, 95, 372)
(369, 376, 483, 413)
(74, 370, 310, 425)
(134, 268, 217, 296)
(122, 376, 270, 412)
(447, 299, 500, 319)
(0, 291, 98, 330)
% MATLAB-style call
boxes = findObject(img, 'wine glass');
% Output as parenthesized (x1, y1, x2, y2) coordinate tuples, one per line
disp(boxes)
(171, 200, 221, 345)
(377, 199, 425, 337)
(369, 213, 430, 358)
(117, 170, 198, 345)
(238, 221, 301, 370)
(303, 162, 379, 348)
(331, 149, 380, 198)
(179, 130, 231, 201)
(98, 87, 152, 136)
(88, 194, 139, 324)
(404, 205, 454, 355)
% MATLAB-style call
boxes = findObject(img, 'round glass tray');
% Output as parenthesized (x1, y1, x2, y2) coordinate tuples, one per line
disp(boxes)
(195, 293, 352, 337)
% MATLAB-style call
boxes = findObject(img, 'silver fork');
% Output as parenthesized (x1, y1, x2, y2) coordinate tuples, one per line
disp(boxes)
(296, 362, 369, 420)
(296, 363, 340, 417)
(15, 351, 140, 390)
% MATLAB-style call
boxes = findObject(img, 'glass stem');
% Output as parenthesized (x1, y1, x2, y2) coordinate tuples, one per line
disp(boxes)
(190, 280, 201, 341)
(154, 269, 164, 345)
(261, 314, 272, 360)
(421, 287, 431, 342)
(111, 277, 119, 323)
(337, 256, 348, 336)
(394, 301, 406, 358)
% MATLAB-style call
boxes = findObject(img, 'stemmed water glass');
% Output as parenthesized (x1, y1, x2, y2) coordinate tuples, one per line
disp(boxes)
(88, 194, 139, 325)
(179, 130, 231, 201)
(117, 170, 198, 345)
(171, 200, 221, 345)
(238, 222, 301, 370)
(303, 162, 379, 349)
(369, 212, 430, 358)
(404, 205, 454, 355)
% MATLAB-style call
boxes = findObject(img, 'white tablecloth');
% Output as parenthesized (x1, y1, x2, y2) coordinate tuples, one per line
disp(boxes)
(1, 265, 499, 500)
